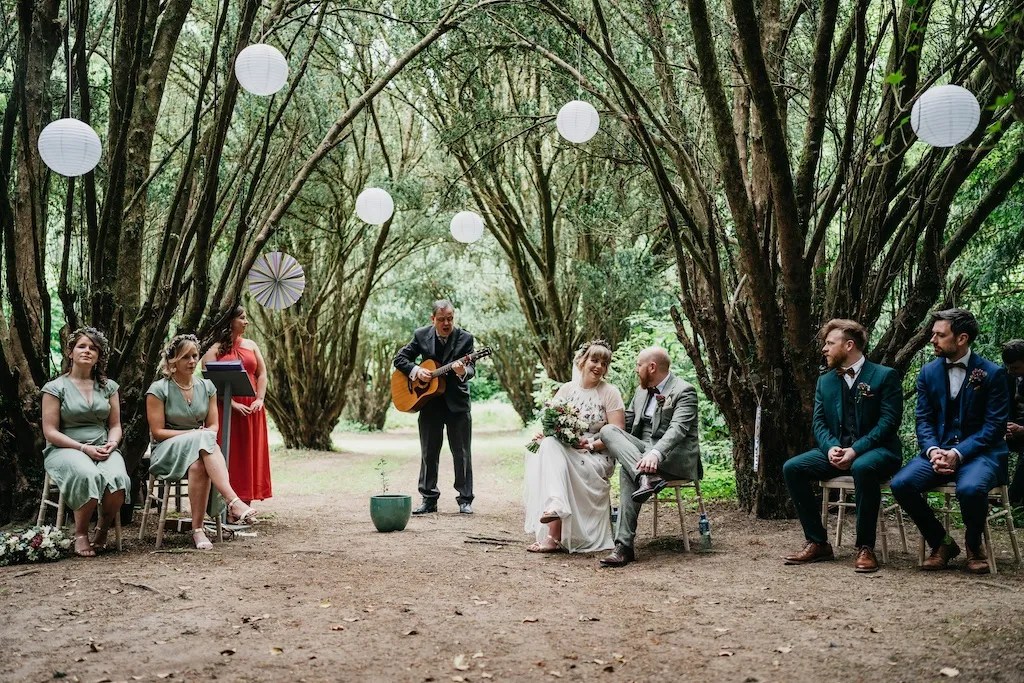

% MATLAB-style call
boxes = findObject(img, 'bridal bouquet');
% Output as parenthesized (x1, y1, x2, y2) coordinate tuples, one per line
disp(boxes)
(526, 398, 589, 453)
(0, 525, 73, 566)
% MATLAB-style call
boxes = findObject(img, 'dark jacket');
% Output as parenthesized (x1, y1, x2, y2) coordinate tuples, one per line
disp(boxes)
(813, 360, 903, 458)
(393, 326, 475, 413)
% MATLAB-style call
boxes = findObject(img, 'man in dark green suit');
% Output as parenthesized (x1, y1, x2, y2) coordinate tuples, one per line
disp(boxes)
(782, 319, 903, 573)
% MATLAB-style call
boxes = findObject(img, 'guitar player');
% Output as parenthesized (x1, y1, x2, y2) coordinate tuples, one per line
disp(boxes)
(393, 300, 476, 515)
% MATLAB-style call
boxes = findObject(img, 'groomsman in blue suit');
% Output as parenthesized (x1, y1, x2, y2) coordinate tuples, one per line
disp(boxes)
(782, 319, 903, 573)
(1001, 339, 1024, 506)
(891, 309, 1011, 574)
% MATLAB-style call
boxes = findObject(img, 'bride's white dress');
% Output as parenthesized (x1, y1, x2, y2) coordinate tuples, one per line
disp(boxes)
(523, 380, 625, 552)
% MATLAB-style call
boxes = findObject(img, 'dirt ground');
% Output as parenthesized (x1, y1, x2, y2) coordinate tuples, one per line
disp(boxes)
(2, 430, 1023, 683)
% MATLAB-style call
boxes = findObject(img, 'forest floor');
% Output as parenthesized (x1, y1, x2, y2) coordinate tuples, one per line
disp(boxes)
(2, 423, 1024, 683)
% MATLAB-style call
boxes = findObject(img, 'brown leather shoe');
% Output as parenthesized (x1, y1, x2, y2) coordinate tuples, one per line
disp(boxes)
(783, 541, 834, 565)
(964, 547, 990, 574)
(599, 544, 635, 568)
(921, 539, 961, 570)
(854, 546, 879, 573)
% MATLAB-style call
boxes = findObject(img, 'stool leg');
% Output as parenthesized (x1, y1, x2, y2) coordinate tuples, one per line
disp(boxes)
(676, 487, 689, 553)
(114, 514, 123, 552)
(836, 487, 847, 548)
(55, 492, 66, 530)
(820, 483, 829, 530)
(653, 494, 659, 539)
(37, 473, 50, 525)
(139, 474, 155, 540)
(895, 503, 908, 553)
(918, 536, 926, 566)
(1002, 486, 1022, 566)
(983, 518, 997, 575)
(878, 501, 890, 564)
(156, 480, 172, 549)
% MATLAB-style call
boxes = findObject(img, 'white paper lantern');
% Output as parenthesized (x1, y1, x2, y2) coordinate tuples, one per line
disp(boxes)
(355, 187, 395, 225)
(235, 44, 289, 96)
(556, 100, 600, 144)
(450, 211, 484, 244)
(37, 118, 102, 177)
(911, 85, 980, 147)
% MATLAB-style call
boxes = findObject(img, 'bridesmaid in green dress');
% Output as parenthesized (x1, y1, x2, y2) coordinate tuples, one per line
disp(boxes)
(41, 327, 130, 558)
(146, 334, 258, 550)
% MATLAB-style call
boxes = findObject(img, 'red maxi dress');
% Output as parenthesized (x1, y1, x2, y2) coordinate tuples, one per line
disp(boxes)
(217, 344, 272, 502)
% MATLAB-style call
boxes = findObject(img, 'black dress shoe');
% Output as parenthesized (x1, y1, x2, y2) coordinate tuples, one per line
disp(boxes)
(412, 501, 437, 515)
(599, 544, 635, 568)
(631, 475, 667, 503)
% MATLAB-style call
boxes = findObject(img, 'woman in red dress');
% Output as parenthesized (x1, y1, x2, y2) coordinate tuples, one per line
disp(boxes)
(203, 306, 272, 514)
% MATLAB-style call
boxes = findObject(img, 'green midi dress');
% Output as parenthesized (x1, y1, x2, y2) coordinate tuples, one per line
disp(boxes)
(42, 376, 130, 511)
(146, 377, 225, 516)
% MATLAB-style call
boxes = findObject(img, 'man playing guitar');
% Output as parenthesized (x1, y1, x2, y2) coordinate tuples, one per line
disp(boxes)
(393, 300, 477, 515)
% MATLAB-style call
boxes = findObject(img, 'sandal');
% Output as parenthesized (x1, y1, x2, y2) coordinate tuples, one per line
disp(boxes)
(74, 535, 96, 558)
(226, 498, 259, 525)
(91, 523, 110, 552)
(526, 535, 567, 554)
(192, 528, 213, 550)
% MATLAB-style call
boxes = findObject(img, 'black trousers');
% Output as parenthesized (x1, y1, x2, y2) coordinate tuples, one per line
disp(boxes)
(417, 400, 473, 505)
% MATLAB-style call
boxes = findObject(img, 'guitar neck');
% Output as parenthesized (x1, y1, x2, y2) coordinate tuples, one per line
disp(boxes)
(430, 359, 461, 378)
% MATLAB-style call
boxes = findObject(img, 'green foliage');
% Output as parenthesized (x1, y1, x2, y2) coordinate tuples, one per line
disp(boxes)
(468, 363, 505, 402)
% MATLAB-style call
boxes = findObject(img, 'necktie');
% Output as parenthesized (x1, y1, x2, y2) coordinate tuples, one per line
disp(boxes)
(643, 387, 658, 415)
(836, 367, 856, 378)
(946, 362, 967, 371)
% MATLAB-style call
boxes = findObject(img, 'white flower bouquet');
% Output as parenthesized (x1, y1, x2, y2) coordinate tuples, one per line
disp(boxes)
(0, 525, 73, 566)
(526, 398, 589, 453)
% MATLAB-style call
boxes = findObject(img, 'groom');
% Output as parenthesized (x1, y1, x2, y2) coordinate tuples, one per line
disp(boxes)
(599, 347, 701, 567)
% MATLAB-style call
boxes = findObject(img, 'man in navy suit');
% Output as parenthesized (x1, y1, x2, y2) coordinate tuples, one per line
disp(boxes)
(891, 309, 1011, 574)
(1001, 339, 1024, 506)
(782, 319, 903, 573)
(394, 300, 476, 515)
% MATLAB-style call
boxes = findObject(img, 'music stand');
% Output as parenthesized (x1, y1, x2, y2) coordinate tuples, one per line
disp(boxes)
(203, 361, 255, 534)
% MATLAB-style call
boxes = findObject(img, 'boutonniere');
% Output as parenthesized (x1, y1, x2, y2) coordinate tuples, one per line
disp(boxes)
(855, 382, 874, 403)
(969, 368, 987, 389)
(655, 394, 667, 406)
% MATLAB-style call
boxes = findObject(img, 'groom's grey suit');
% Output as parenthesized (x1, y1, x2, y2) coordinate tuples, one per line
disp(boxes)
(600, 373, 702, 548)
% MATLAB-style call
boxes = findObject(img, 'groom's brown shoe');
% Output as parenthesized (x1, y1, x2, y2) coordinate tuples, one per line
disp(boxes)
(631, 475, 667, 503)
(783, 541, 834, 565)
(921, 540, 960, 570)
(964, 547, 990, 574)
(599, 544, 635, 568)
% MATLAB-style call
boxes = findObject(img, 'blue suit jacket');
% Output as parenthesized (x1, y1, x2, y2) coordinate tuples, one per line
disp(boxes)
(915, 352, 1010, 463)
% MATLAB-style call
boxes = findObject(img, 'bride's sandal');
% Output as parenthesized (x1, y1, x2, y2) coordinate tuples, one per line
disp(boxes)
(74, 535, 96, 558)
(226, 497, 259, 525)
(539, 510, 561, 524)
(192, 528, 213, 550)
(526, 535, 567, 554)
(91, 525, 109, 552)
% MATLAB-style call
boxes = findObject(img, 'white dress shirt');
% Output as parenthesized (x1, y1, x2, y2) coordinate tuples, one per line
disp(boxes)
(946, 349, 971, 399)
(840, 355, 866, 389)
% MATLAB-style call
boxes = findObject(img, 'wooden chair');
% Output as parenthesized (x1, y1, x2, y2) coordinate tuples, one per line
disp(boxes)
(36, 472, 123, 551)
(915, 483, 1021, 574)
(819, 476, 907, 563)
(650, 479, 706, 552)
(138, 473, 222, 549)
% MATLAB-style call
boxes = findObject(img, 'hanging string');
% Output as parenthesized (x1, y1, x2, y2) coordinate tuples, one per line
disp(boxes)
(67, 0, 74, 118)
(576, 23, 583, 99)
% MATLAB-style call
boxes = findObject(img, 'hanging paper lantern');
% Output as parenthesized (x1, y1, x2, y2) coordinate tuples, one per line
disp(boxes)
(37, 118, 102, 177)
(450, 211, 484, 244)
(355, 187, 395, 225)
(235, 44, 289, 96)
(911, 85, 980, 147)
(556, 100, 600, 144)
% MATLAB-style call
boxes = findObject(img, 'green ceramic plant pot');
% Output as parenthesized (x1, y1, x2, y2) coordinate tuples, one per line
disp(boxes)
(369, 494, 412, 532)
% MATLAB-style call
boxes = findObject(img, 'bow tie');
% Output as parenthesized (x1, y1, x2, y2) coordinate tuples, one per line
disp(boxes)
(836, 367, 856, 378)
(946, 362, 967, 371)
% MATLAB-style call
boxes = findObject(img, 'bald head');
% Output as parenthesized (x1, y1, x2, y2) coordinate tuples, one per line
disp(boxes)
(636, 346, 671, 388)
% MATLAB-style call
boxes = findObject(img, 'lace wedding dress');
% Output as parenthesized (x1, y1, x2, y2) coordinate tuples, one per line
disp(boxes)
(523, 380, 624, 552)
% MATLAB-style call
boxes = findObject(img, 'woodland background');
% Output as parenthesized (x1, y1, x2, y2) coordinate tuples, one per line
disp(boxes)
(1, 0, 1023, 524)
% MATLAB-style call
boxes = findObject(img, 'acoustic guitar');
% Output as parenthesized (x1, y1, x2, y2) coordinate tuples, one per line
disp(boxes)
(391, 347, 493, 413)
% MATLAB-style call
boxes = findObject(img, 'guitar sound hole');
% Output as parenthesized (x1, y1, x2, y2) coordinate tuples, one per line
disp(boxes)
(414, 385, 429, 396)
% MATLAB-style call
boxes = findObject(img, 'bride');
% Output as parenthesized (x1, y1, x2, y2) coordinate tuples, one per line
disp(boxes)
(523, 340, 625, 553)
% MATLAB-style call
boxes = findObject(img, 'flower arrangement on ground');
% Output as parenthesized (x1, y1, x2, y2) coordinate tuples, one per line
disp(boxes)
(526, 397, 589, 453)
(0, 525, 73, 566)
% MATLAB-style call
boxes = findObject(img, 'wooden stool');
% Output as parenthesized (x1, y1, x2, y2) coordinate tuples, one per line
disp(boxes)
(651, 479, 706, 552)
(819, 476, 907, 563)
(139, 473, 222, 549)
(36, 472, 123, 551)
(915, 483, 1021, 574)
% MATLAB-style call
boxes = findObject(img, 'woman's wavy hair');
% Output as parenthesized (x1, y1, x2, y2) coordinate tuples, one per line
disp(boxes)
(573, 339, 613, 370)
(212, 304, 245, 359)
(62, 327, 110, 388)
(159, 334, 200, 377)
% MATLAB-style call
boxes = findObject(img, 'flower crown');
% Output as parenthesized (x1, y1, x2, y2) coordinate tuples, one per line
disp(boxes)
(68, 326, 109, 356)
(577, 339, 611, 355)
(164, 333, 200, 360)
